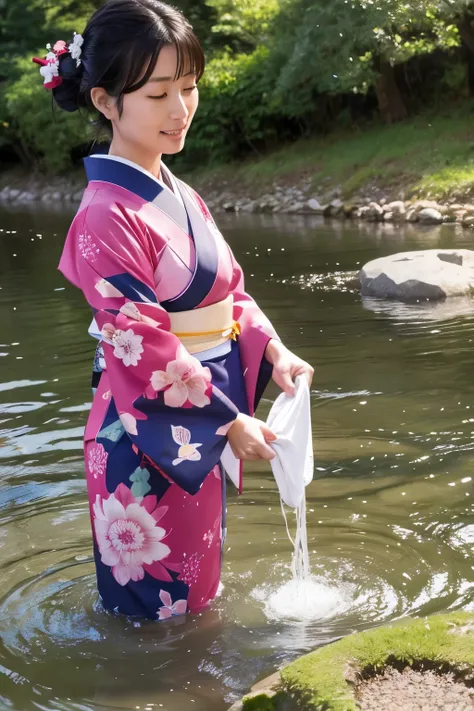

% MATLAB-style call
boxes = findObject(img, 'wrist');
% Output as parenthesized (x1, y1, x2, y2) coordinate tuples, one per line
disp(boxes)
(265, 338, 286, 363)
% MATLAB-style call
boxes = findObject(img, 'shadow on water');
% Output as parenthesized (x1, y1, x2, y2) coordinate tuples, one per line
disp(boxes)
(2, 207, 474, 709)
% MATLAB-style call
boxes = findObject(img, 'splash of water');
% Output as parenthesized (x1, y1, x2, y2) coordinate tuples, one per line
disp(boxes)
(260, 494, 346, 622)
(281, 496, 310, 582)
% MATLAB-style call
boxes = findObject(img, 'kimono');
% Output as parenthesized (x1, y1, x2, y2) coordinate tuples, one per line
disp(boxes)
(58, 154, 278, 620)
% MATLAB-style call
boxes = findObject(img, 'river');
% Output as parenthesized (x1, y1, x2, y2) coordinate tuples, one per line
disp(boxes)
(1, 206, 474, 711)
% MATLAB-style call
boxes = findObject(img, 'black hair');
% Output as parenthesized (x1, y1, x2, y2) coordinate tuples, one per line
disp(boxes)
(53, 0, 205, 134)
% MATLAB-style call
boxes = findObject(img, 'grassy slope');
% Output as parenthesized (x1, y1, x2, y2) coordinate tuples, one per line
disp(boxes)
(241, 612, 474, 711)
(187, 102, 474, 202)
(3, 102, 474, 204)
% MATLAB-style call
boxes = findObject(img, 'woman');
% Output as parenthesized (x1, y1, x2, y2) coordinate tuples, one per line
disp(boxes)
(34, 0, 313, 621)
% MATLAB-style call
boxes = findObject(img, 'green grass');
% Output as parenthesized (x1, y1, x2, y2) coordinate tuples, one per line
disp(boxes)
(187, 102, 474, 202)
(240, 612, 474, 711)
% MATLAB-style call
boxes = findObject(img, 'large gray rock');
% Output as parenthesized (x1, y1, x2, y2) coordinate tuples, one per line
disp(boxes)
(307, 197, 324, 212)
(359, 249, 474, 302)
(418, 207, 443, 224)
(366, 201, 384, 220)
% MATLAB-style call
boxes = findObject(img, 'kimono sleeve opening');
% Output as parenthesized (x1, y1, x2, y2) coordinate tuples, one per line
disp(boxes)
(226, 244, 280, 414)
(61, 209, 239, 495)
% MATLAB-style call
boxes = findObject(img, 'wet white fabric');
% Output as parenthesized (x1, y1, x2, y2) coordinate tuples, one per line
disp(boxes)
(266, 374, 313, 509)
(267, 374, 314, 582)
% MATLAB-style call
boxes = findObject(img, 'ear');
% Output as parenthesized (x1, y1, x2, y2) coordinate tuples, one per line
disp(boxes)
(90, 87, 116, 119)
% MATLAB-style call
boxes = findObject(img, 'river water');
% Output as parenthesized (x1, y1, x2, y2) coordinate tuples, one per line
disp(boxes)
(1, 207, 474, 711)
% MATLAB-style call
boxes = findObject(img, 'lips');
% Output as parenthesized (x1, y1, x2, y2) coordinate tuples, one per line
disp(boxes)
(160, 126, 186, 136)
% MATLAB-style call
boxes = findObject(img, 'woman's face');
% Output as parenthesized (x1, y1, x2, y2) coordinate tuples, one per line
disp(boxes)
(105, 44, 199, 157)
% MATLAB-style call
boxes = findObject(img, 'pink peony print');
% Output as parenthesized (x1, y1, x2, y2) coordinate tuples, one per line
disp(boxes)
(150, 345, 211, 408)
(157, 589, 187, 620)
(88, 443, 108, 479)
(112, 328, 144, 367)
(93, 483, 171, 586)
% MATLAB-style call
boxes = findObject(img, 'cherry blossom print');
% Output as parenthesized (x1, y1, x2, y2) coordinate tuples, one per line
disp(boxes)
(101, 323, 116, 343)
(95, 279, 123, 299)
(119, 302, 141, 320)
(203, 529, 214, 547)
(87, 443, 108, 479)
(93, 483, 170, 586)
(171, 425, 202, 466)
(179, 552, 203, 585)
(203, 516, 221, 548)
(78, 232, 100, 262)
(119, 412, 138, 435)
(150, 345, 211, 408)
(112, 328, 144, 367)
(157, 589, 187, 620)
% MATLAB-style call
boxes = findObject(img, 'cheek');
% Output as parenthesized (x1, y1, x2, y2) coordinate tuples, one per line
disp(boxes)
(188, 91, 199, 118)
(121, 95, 156, 130)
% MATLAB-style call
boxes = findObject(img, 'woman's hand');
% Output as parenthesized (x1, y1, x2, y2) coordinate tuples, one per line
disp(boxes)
(265, 339, 314, 396)
(227, 413, 276, 461)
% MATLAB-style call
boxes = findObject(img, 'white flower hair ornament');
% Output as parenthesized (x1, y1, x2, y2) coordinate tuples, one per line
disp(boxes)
(32, 34, 84, 90)
(68, 33, 84, 67)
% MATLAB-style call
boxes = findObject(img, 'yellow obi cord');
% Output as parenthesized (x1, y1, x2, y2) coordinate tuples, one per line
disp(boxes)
(173, 320, 241, 341)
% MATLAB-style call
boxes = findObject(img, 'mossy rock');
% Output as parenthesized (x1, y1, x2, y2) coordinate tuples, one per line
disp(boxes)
(231, 612, 474, 711)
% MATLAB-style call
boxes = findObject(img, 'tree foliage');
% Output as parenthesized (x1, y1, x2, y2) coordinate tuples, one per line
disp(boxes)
(0, 0, 472, 172)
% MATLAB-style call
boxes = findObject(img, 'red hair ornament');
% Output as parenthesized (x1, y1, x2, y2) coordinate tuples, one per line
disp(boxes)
(32, 35, 83, 91)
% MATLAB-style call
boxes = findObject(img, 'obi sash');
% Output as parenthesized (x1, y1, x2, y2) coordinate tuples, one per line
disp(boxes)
(169, 295, 240, 354)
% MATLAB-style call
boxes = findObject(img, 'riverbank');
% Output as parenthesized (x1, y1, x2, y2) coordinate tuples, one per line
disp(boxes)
(228, 612, 474, 711)
(3, 103, 474, 226)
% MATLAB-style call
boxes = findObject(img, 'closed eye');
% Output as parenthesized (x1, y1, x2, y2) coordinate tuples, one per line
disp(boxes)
(148, 86, 197, 100)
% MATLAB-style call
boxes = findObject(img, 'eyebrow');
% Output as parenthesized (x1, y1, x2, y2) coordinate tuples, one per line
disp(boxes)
(148, 71, 196, 83)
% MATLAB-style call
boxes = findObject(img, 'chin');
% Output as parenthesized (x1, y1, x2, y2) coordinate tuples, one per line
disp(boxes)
(163, 142, 185, 156)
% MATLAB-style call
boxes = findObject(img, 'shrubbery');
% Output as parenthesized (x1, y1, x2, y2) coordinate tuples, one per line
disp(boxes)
(1, 0, 474, 173)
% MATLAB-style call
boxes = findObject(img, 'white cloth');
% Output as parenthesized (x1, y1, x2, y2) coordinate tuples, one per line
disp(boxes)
(88, 317, 101, 340)
(266, 374, 313, 509)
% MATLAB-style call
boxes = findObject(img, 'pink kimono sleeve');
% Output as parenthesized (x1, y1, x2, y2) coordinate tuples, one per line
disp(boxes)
(59, 202, 238, 494)
(227, 245, 280, 414)
(229, 251, 280, 346)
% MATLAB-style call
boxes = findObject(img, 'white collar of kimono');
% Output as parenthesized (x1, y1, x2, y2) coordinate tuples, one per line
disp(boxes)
(94, 153, 184, 208)
(86, 153, 221, 307)
(88, 153, 194, 237)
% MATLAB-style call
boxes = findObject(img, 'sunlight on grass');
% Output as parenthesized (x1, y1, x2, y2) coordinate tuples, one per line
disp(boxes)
(187, 102, 474, 201)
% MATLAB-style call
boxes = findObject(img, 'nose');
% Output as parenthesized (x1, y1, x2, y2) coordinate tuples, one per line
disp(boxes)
(169, 91, 189, 122)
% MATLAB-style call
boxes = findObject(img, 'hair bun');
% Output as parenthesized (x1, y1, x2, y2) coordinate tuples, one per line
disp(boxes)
(52, 54, 83, 112)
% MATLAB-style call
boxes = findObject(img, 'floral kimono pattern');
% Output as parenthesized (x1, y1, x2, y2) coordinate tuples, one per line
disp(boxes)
(58, 154, 278, 620)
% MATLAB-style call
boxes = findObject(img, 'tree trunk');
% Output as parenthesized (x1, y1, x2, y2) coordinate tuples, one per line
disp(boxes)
(457, 12, 474, 95)
(373, 55, 408, 124)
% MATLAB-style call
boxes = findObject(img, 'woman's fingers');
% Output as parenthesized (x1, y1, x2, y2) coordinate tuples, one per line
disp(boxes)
(271, 365, 295, 396)
(227, 413, 277, 461)
(256, 440, 276, 461)
(293, 363, 314, 387)
(259, 422, 277, 442)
